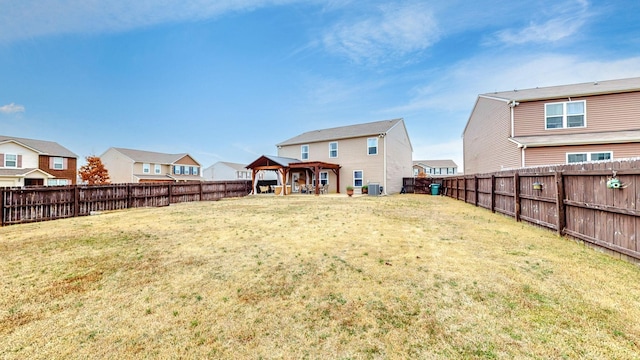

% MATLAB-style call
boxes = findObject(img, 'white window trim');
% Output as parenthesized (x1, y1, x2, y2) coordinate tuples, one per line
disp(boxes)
(4, 153, 17, 168)
(53, 157, 64, 170)
(301, 144, 309, 160)
(154, 164, 161, 174)
(566, 151, 613, 163)
(367, 138, 378, 155)
(545, 100, 586, 130)
(319, 171, 329, 185)
(353, 170, 363, 187)
(329, 142, 338, 158)
(143, 163, 150, 174)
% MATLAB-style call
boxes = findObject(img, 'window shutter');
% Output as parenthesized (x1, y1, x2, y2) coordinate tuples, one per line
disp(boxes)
(0, 154, 3, 166)
(18, 155, 22, 168)
(63, 158, 68, 170)
(50, 157, 55, 169)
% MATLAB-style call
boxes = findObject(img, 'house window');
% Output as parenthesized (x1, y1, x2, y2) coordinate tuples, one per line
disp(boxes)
(329, 142, 338, 158)
(47, 179, 69, 186)
(301, 145, 309, 160)
(545, 100, 586, 129)
(191, 166, 199, 175)
(4, 154, 17, 167)
(52, 157, 64, 170)
(143, 163, 150, 173)
(154, 164, 161, 174)
(367, 138, 378, 155)
(567, 151, 612, 163)
(413, 168, 419, 176)
(353, 170, 363, 187)
(320, 171, 328, 185)
(174, 165, 182, 175)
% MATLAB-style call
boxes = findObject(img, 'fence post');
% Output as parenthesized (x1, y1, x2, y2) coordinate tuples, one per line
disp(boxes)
(490, 175, 495, 213)
(463, 177, 467, 203)
(1, 189, 5, 227)
(199, 182, 203, 201)
(555, 171, 566, 235)
(474, 176, 478, 207)
(514, 172, 521, 222)
(168, 183, 173, 205)
(127, 184, 132, 209)
(73, 185, 79, 218)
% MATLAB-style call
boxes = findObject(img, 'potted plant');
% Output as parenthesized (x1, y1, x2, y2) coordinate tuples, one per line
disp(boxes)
(361, 185, 368, 194)
(346, 185, 354, 197)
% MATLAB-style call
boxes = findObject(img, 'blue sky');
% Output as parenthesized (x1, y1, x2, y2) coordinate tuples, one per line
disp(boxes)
(1, 0, 640, 170)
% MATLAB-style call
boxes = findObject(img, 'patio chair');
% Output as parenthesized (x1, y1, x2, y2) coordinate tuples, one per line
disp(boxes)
(259, 185, 269, 193)
(320, 184, 327, 194)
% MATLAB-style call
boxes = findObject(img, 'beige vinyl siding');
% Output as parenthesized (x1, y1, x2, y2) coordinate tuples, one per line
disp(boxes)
(515, 91, 640, 136)
(100, 148, 135, 184)
(463, 97, 521, 174)
(384, 123, 413, 193)
(278, 137, 385, 194)
(525, 143, 640, 167)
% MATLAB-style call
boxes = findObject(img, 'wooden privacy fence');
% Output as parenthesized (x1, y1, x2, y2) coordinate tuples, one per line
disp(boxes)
(438, 160, 640, 262)
(1, 180, 251, 226)
(402, 177, 436, 194)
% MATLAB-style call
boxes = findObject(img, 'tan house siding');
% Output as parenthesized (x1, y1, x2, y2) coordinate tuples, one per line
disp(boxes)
(515, 92, 640, 136)
(101, 149, 135, 183)
(464, 97, 521, 174)
(525, 143, 640, 167)
(384, 124, 413, 193)
(175, 155, 199, 166)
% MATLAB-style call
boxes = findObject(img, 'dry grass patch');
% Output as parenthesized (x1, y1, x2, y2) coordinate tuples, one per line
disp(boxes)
(1, 194, 639, 359)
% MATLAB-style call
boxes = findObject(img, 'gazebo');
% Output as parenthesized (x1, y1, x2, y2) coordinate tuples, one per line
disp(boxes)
(246, 155, 341, 195)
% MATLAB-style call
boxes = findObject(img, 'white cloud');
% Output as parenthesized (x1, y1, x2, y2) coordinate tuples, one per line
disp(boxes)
(0, 103, 25, 114)
(322, 2, 440, 64)
(492, 0, 591, 45)
(0, 0, 303, 43)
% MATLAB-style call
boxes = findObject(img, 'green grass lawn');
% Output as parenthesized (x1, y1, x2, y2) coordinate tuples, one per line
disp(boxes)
(1, 194, 639, 359)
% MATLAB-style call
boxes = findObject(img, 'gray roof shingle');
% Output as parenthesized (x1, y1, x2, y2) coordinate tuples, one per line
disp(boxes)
(109, 147, 197, 165)
(277, 118, 403, 146)
(0, 135, 78, 158)
(482, 77, 640, 102)
(414, 159, 458, 168)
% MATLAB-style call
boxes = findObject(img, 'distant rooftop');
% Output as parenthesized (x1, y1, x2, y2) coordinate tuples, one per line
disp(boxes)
(0, 135, 78, 158)
(277, 118, 403, 146)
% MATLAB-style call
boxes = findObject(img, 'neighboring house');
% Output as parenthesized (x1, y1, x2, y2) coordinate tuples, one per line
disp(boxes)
(274, 118, 413, 194)
(0, 135, 78, 187)
(100, 147, 202, 183)
(202, 161, 252, 181)
(463, 77, 640, 174)
(413, 159, 458, 177)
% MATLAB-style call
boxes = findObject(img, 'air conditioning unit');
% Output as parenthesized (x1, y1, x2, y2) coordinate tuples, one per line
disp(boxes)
(368, 183, 380, 196)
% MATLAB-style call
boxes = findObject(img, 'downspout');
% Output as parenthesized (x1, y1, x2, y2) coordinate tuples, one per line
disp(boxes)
(508, 100, 519, 138)
(521, 145, 527, 168)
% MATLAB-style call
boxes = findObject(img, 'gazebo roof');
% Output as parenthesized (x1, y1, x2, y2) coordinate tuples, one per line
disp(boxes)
(246, 155, 301, 169)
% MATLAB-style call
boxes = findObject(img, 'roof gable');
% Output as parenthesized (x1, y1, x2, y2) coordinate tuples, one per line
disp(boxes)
(246, 155, 301, 169)
(277, 118, 403, 146)
(0, 135, 78, 158)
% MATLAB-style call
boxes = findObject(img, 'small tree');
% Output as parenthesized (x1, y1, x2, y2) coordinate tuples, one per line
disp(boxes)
(79, 156, 110, 185)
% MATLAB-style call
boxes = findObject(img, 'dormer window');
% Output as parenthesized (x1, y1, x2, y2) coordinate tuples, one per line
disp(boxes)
(545, 100, 585, 129)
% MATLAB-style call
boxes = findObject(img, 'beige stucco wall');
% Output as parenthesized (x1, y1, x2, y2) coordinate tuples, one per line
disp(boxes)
(463, 97, 521, 174)
(100, 148, 135, 184)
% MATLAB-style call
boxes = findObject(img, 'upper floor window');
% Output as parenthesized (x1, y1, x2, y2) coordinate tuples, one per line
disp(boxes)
(174, 165, 182, 175)
(52, 157, 64, 170)
(143, 163, 150, 173)
(301, 145, 309, 160)
(367, 138, 378, 155)
(191, 166, 199, 176)
(329, 142, 338, 158)
(154, 164, 161, 174)
(4, 154, 17, 168)
(545, 100, 585, 129)
(567, 151, 612, 163)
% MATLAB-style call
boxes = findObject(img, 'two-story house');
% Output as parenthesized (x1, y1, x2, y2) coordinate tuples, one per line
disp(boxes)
(463, 77, 640, 174)
(100, 147, 203, 183)
(0, 135, 78, 187)
(413, 159, 458, 177)
(271, 118, 413, 194)
(202, 161, 252, 181)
